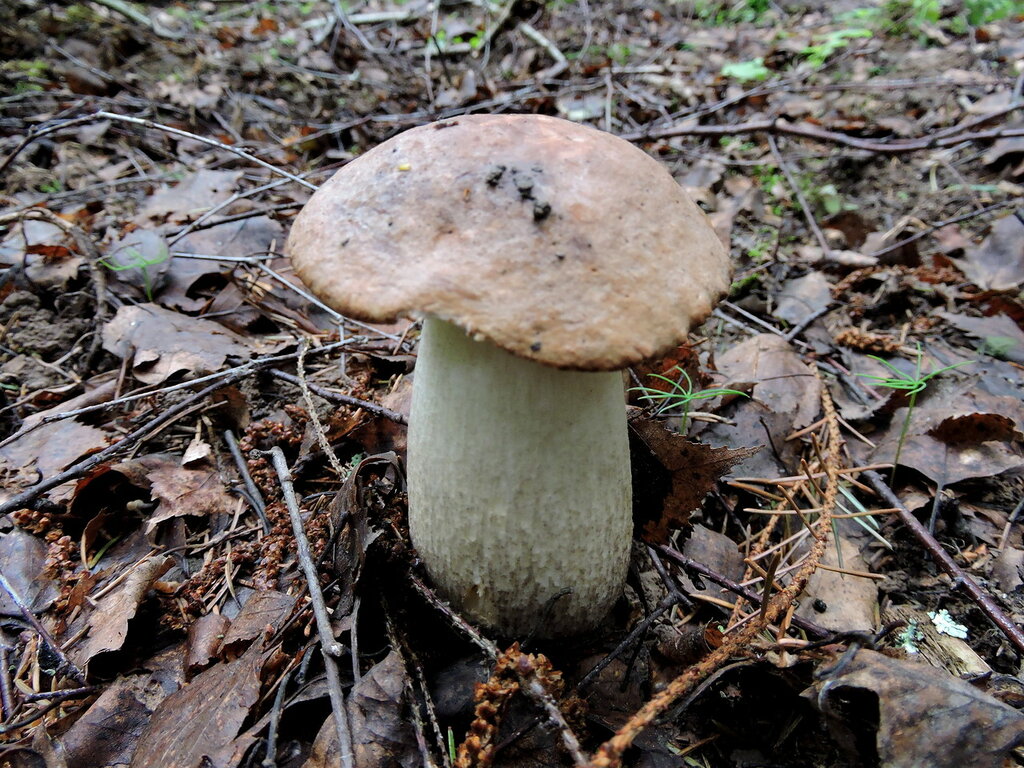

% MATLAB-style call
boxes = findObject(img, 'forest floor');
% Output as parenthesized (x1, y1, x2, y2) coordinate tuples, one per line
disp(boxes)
(1, 1, 1024, 766)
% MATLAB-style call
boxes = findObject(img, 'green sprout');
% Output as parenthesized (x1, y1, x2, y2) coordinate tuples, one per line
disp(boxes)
(99, 244, 169, 302)
(631, 366, 747, 433)
(857, 346, 973, 483)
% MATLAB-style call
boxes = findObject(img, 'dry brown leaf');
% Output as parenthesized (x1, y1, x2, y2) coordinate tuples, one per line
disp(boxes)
(0, 418, 110, 480)
(144, 464, 234, 533)
(774, 271, 833, 326)
(135, 169, 243, 226)
(796, 535, 877, 633)
(938, 310, 1024, 363)
(303, 651, 418, 768)
(812, 649, 1024, 767)
(218, 589, 296, 656)
(101, 303, 254, 384)
(58, 644, 185, 767)
(0, 528, 59, 614)
(629, 411, 760, 544)
(954, 214, 1024, 291)
(702, 333, 820, 476)
(131, 640, 266, 768)
(70, 555, 173, 666)
(161, 216, 284, 312)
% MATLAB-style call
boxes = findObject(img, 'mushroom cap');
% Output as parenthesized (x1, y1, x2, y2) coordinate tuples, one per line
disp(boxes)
(287, 114, 731, 370)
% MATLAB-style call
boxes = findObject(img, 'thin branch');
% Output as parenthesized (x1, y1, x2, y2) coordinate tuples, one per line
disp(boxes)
(0, 572, 87, 685)
(767, 135, 833, 258)
(267, 446, 355, 768)
(270, 368, 408, 424)
(0, 111, 317, 190)
(620, 116, 1024, 155)
(863, 470, 1024, 655)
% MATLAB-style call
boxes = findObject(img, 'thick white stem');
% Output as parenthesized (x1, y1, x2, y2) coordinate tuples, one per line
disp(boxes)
(408, 316, 632, 636)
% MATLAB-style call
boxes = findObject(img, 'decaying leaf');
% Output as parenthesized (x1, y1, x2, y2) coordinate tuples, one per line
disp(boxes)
(70, 555, 173, 666)
(774, 271, 833, 326)
(796, 534, 878, 633)
(135, 170, 243, 226)
(218, 589, 296, 656)
(144, 464, 234, 533)
(954, 214, 1024, 292)
(812, 649, 1024, 767)
(130, 640, 267, 768)
(629, 410, 760, 543)
(702, 333, 820, 476)
(303, 651, 418, 768)
(101, 303, 255, 384)
(57, 645, 186, 768)
(328, 453, 394, 616)
(0, 528, 59, 614)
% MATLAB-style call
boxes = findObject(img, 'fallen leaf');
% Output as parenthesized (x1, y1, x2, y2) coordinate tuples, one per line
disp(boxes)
(796, 534, 877, 633)
(938, 310, 1024, 363)
(144, 465, 234, 533)
(218, 589, 296, 656)
(954, 214, 1024, 291)
(303, 651, 418, 768)
(0, 528, 59, 614)
(101, 303, 255, 384)
(70, 555, 173, 667)
(702, 333, 820, 476)
(774, 271, 833, 326)
(629, 411, 760, 543)
(0, 418, 110, 480)
(58, 645, 185, 768)
(162, 216, 285, 312)
(131, 640, 266, 768)
(135, 170, 243, 226)
(185, 613, 231, 679)
(676, 524, 745, 601)
(812, 649, 1024, 767)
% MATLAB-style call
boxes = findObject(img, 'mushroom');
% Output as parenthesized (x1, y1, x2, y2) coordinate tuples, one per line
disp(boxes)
(287, 114, 730, 636)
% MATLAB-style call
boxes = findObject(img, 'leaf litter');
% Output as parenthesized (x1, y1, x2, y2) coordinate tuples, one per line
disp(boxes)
(1, 2, 1023, 767)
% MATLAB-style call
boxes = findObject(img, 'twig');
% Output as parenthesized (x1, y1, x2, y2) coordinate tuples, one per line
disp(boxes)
(996, 494, 1024, 552)
(328, 0, 381, 54)
(863, 470, 1024, 655)
(295, 341, 353, 478)
(224, 429, 269, 534)
(0, 340, 351, 453)
(518, 22, 568, 80)
(0, 111, 317, 190)
(91, 0, 187, 39)
(656, 547, 830, 638)
(620, 116, 1024, 155)
(0, 572, 87, 685)
(767, 134, 833, 258)
(865, 199, 1018, 261)
(267, 446, 354, 768)
(269, 368, 408, 424)
(21, 685, 98, 702)
(0, 644, 14, 718)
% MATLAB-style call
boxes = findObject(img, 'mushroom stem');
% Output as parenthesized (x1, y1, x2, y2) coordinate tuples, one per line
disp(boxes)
(408, 316, 632, 636)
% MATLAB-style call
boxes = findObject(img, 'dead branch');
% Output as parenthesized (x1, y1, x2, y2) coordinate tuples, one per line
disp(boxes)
(270, 368, 408, 424)
(863, 471, 1024, 656)
(267, 446, 355, 768)
(0, 111, 317, 190)
(621, 113, 1024, 154)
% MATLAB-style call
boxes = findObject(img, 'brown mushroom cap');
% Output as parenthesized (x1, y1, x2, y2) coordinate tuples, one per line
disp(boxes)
(287, 114, 731, 370)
